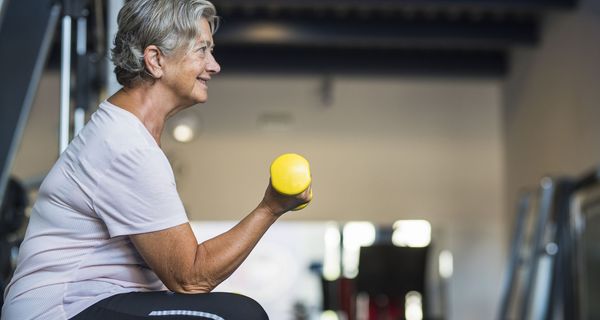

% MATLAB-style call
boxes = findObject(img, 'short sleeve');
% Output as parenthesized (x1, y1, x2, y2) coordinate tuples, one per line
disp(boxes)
(92, 147, 188, 237)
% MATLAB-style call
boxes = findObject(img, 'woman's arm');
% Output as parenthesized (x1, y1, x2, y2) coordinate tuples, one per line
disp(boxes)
(130, 182, 311, 293)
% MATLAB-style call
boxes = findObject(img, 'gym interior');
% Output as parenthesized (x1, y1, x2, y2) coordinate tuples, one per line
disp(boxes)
(1, 0, 600, 319)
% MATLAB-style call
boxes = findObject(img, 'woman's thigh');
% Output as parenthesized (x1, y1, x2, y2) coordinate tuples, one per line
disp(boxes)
(70, 291, 269, 320)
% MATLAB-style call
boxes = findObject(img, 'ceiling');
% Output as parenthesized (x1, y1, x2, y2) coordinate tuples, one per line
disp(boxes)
(41, 0, 578, 77)
(208, 0, 577, 76)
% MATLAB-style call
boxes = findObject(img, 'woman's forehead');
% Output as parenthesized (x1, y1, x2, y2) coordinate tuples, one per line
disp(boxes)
(194, 19, 213, 43)
(199, 19, 212, 35)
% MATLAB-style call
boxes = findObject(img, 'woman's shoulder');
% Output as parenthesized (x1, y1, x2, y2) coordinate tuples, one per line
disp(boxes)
(85, 101, 158, 154)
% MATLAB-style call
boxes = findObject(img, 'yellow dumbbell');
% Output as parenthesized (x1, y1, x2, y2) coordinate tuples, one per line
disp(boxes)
(270, 153, 312, 211)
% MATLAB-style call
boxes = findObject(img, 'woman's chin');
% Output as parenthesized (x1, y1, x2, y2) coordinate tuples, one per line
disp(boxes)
(187, 92, 208, 105)
(194, 95, 208, 104)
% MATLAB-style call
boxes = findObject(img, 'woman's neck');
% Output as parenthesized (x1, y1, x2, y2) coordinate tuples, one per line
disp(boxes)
(107, 86, 175, 146)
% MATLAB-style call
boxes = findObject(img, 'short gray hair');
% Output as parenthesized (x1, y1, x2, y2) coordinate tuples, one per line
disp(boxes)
(111, 0, 218, 88)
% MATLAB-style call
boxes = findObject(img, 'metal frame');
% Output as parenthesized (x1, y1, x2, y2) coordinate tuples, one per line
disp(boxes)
(567, 169, 600, 320)
(519, 177, 557, 320)
(60, 0, 92, 153)
(0, 0, 61, 205)
(498, 192, 533, 320)
(0, 0, 8, 29)
(499, 177, 572, 320)
(500, 168, 599, 320)
(0, 0, 93, 203)
(59, 14, 72, 154)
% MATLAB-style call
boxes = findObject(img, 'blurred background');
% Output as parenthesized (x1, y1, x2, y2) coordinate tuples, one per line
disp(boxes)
(1, 0, 600, 319)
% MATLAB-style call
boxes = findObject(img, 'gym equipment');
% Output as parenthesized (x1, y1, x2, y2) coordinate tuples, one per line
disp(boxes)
(356, 244, 429, 318)
(270, 153, 312, 210)
(498, 192, 535, 320)
(498, 177, 569, 320)
(570, 187, 600, 319)
(0, 0, 99, 217)
(560, 169, 600, 320)
(0, 177, 27, 313)
(499, 167, 600, 320)
(0, 0, 61, 208)
(60, 0, 97, 152)
(0, 178, 27, 236)
(522, 178, 572, 320)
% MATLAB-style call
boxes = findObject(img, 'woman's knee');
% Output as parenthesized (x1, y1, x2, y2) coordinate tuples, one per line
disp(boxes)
(214, 292, 268, 320)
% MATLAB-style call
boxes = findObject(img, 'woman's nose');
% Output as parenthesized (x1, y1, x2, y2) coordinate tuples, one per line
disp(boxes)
(206, 52, 220, 74)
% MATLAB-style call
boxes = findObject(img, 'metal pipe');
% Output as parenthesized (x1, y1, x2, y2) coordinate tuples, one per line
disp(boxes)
(74, 16, 87, 136)
(76, 16, 86, 62)
(519, 177, 555, 320)
(106, 0, 124, 95)
(497, 192, 532, 320)
(59, 15, 72, 154)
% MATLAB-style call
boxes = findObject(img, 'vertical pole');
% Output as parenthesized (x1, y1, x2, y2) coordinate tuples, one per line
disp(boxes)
(497, 193, 531, 320)
(519, 178, 554, 320)
(73, 15, 87, 136)
(0, 0, 8, 27)
(106, 0, 124, 96)
(59, 15, 72, 154)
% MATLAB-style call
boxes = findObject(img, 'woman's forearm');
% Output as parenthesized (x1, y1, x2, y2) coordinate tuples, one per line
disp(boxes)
(179, 205, 279, 293)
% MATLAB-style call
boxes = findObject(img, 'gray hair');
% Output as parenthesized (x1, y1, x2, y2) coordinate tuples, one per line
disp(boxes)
(111, 0, 219, 88)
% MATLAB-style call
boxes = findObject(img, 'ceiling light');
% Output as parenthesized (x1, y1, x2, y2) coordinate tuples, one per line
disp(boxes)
(168, 111, 201, 143)
(173, 124, 194, 143)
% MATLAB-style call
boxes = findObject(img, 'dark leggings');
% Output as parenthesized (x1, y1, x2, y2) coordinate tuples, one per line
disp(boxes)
(70, 291, 269, 320)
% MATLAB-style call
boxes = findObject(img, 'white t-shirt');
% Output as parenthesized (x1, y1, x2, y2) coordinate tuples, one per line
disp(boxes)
(2, 101, 189, 320)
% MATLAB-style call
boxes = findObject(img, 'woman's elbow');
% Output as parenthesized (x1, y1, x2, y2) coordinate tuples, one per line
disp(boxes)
(168, 272, 217, 294)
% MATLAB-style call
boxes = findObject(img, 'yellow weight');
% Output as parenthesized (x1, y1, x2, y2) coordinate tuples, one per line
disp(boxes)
(270, 153, 312, 210)
(270, 153, 311, 195)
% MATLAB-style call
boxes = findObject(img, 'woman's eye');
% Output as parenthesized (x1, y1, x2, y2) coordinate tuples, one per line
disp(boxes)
(195, 46, 207, 56)
(196, 45, 213, 57)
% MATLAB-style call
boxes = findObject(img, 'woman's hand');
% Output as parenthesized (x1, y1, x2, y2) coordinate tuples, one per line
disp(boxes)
(258, 180, 312, 217)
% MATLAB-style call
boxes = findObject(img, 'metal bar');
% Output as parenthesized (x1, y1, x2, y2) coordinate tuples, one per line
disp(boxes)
(544, 180, 575, 320)
(497, 192, 532, 320)
(568, 185, 600, 320)
(0, 0, 9, 29)
(59, 15, 72, 154)
(76, 17, 86, 60)
(74, 16, 87, 136)
(519, 177, 555, 320)
(106, 0, 124, 95)
(0, 0, 61, 202)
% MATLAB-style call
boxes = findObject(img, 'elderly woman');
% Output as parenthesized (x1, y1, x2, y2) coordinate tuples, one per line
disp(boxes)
(1, 0, 310, 319)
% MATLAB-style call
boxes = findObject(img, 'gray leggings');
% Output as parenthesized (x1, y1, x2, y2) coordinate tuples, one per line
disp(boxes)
(70, 291, 269, 320)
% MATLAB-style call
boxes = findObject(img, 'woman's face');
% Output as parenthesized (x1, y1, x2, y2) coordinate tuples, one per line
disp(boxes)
(161, 18, 220, 107)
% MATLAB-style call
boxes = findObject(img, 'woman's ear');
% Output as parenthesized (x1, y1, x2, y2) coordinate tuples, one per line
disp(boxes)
(143, 45, 164, 79)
